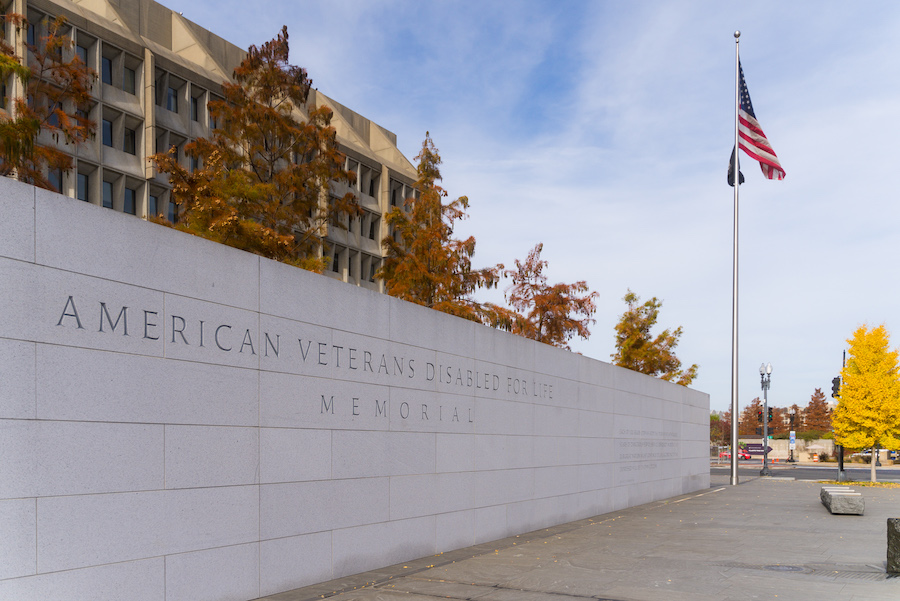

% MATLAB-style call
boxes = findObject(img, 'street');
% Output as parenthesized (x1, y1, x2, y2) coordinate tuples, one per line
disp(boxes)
(710, 461, 900, 482)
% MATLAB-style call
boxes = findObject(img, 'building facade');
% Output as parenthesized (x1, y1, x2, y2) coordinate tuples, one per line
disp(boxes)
(2, 0, 419, 291)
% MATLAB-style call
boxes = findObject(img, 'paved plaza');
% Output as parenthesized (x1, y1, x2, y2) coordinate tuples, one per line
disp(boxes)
(258, 472, 900, 601)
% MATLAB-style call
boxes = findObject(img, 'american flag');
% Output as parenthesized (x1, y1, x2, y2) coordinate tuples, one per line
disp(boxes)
(735, 61, 785, 181)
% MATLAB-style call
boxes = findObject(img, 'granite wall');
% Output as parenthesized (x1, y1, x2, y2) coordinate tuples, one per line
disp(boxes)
(0, 177, 709, 601)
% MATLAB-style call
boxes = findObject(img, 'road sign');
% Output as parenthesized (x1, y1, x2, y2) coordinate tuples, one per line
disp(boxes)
(745, 443, 773, 455)
(789, 430, 796, 450)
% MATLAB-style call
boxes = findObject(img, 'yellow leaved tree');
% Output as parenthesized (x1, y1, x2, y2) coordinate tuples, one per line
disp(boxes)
(832, 324, 900, 482)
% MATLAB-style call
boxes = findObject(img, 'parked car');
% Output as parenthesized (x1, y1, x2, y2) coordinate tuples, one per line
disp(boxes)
(719, 450, 751, 460)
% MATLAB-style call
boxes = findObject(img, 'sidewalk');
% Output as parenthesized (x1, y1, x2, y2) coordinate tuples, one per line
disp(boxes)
(258, 475, 900, 601)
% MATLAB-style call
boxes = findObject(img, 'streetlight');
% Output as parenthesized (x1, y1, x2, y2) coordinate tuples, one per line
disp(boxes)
(760, 362, 772, 476)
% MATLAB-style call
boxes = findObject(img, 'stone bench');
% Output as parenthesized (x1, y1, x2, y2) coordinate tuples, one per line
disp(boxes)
(820, 487, 864, 515)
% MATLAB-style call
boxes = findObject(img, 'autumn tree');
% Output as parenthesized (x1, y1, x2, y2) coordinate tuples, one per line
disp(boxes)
(769, 406, 790, 437)
(486, 243, 597, 349)
(151, 26, 357, 271)
(611, 290, 698, 386)
(710, 411, 731, 445)
(378, 133, 501, 322)
(0, 14, 95, 190)
(833, 324, 900, 482)
(803, 388, 832, 433)
(738, 397, 763, 436)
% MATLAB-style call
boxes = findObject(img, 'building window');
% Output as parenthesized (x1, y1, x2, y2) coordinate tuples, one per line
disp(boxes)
(102, 119, 112, 147)
(190, 96, 198, 121)
(189, 154, 199, 173)
(166, 87, 177, 112)
(26, 23, 34, 47)
(148, 194, 157, 216)
(167, 201, 177, 223)
(102, 181, 113, 209)
(77, 173, 89, 202)
(48, 168, 62, 193)
(101, 57, 112, 85)
(76, 44, 88, 65)
(124, 187, 135, 215)
(368, 216, 378, 240)
(124, 128, 136, 155)
(123, 67, 135, 95)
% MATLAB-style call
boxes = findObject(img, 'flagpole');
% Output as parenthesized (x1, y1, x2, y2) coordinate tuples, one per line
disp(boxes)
(730, 30, 741, 486)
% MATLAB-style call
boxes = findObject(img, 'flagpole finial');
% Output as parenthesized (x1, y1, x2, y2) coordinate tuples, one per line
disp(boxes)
(734, 30, 741, 39)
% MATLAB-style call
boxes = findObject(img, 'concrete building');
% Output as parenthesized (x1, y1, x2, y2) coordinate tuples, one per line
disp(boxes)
(2, 0, 419, 291)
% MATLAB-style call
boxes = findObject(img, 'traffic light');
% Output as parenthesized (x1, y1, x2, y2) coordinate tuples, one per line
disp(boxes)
(832, 376, 841, 398)
(767, 407, 773, 423)
(757, 410, 763, 423)
(755, 427, 762, 436)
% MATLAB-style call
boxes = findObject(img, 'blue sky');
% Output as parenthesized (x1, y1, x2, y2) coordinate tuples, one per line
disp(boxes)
(165, 0, 900, 414)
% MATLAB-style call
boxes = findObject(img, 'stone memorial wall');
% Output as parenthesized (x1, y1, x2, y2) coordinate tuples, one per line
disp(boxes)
(0, 178, 709, 601)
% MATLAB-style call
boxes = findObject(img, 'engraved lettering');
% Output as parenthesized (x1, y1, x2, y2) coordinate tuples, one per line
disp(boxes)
(452, 407, 460, 422)
(265, 333, 279, 357)
(400, 402, 409, 419)
(321, 395, 334, 414)
(172, 315, 189, 344)
(364, 350, 373, 372)
(333, 345, 343, 367)
(378, 354, 389, 374)
(349, 348, 358, 369)
(393, 356, 403, 376)
(352, 397, 359, 416)
(298, 339, 312, 361)
(143, 310, 159, 340)
(239, 329, 255, 354)
(99, 303, 128, 336)
(426, 362, 435, 381)
(199, 320, 205, 347)
(214, 324, 231, 351)
(375, 399, 387, 417)
(421, 404, 428, 420)
(57, 296, 84, 329)
(318, 342, 328, 365)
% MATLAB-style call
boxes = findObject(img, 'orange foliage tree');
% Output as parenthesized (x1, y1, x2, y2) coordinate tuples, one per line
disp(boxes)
(803, 388, 832, 433)
(151, 26, 357, 271)
(0, 14, 95, 190)
(738, 397, 763, 436)
(378, 133, 501, 322)
(611, 290, 698, 386)
(487, 243, 597, 350)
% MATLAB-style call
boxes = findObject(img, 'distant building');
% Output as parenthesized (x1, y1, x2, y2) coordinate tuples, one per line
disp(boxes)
(3, 0, 419, 291)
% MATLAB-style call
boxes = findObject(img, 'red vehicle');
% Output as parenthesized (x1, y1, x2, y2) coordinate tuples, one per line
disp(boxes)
(719, 450, 751, 460)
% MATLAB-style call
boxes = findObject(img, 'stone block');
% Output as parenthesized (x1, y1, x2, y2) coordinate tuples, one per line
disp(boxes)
(0, 178, 34, 262)
(259, 427, 332, 484)
(435, 432, 475, 473)
(259, 257, 391, 339)
(259, 532, 333, 597)
(37, 486, 259, 572)
(436, 509, 475, 552)
(331, 515, 435, 579)
(35, 189, 259, 310)
(888, 518, 900, 574)
(389, 472, 475, 520)
(0, 498, 36, 580)
(259, 478, 390, 540)
(0, 339, 35, 419)
(0, 558, 163, 601)
(820, 488, 864, 515)
(0, 420, 163, 498)
(165, 542, 259, 601)
(332, 430, 435, 479)
(474, 505, 508, 544)
(165, 425, 259, 489)
(37, 344, 258, 426)
(0, 259, 165, 355)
